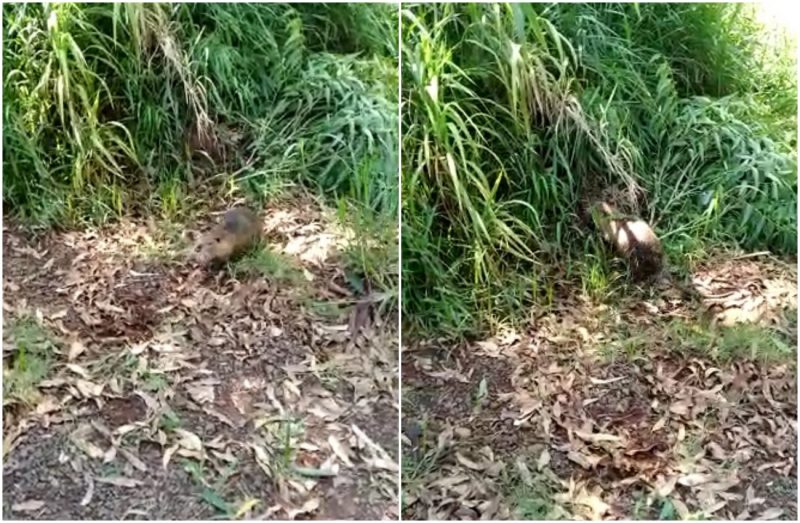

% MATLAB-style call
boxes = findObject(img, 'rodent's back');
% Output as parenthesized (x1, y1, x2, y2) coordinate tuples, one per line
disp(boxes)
(222, 207, 260, 236)
(608, 219, 661, 254)
(193, 207, 262, 264)
(592, 201, 663, 280)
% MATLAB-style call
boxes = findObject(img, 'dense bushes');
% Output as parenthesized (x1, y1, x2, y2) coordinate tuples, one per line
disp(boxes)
(3, 3, 398, 226)
(401, 3, 796, 336)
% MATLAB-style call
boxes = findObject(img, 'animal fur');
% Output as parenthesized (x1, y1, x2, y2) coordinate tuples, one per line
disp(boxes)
(191, 207, 262, 265)
(591, 201, 663, 281)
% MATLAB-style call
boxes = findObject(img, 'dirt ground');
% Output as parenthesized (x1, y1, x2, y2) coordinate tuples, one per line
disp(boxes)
(402, 255, 797, 520)
(2, 194, 398, 520)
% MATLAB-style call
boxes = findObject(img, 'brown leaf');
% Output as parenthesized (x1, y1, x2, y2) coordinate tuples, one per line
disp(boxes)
(537, 448, 551, 471)
(68, 340, 86, 361)
(80, 475, 95, 506)
(756, 508, 784, 520)
(186, 382, 215, 404)
(95, 476, 144, 488)
(455, 452, 485, 471)
(174, 429, 203, 452)
(328, 434, 353, 467)
(677, 473, 712, 487)
(655, 475, 678, 497)
(672, 498, 690, 519)
(11, 500, 45, 512)
(669, 400, 692, 416)
(75, 379, 104, 398)
(567, 450, 603, 469)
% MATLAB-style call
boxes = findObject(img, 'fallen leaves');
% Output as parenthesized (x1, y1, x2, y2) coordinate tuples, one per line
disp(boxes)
(3, 199, 398, 520)
(403, 255, 797, 520)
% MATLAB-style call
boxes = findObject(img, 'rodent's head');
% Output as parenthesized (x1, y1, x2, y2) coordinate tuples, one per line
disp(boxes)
(590, 201, 616, 237)
(191, 228, 235, 265)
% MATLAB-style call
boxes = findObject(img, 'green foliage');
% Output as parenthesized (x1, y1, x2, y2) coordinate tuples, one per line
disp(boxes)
(666, 319, 796, 364)
(232, 243, 304, 285)
(402, 2, 797, 337)
(3, 316, 57, 405)
(4, 2, 398, 295)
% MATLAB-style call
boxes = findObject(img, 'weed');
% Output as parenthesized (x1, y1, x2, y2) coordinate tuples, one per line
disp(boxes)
(158, 410, 183, 432)
(502, 458, 562, 520)
(3, 316, 58, 405)
(232, 244, 304, 285)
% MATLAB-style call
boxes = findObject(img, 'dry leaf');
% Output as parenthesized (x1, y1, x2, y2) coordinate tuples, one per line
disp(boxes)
(95, 476, 144, 488)
(12, 500, 45, 512)
(68, 340, 87, 361)
(757, 508, 784, 520)
(327, 435, 353, 467)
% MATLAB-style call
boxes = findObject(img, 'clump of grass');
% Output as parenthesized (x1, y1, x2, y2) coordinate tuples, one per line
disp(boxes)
(666, 319, 795, 364)
(501, 456, 563, 520)
(402, 3, 796, 338)
(232, 244, 305, 285)
(3, 316, 58, 405)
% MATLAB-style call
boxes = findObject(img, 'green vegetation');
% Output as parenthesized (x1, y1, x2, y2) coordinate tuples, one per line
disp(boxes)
(2, 316, 57, 405)
(665, 318, 795, 364)
(3, 2, 398, 294)
(233, 243, 305, 284)
(401, 3, 797, 337)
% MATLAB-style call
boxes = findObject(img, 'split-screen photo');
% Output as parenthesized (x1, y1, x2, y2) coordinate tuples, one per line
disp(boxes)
(2, 1, 798, 521)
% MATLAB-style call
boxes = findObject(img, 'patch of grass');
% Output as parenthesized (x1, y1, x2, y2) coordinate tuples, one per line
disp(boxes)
(255, 416, 307, 480)
(305, 299, 349, 321)
(400, 417, 444, 494)
(232, 244, 305, 285)
(597, 332, 649, 362)
(511, 482, 560, 520)
(764, 475, 797, 499)
(141, 372, 170, 393)
(666, 319, 795, 364)
(401, 447, 443, 494)
(135, 221, 190, 263)
(579, 253, 618, 302)
(158, 410, 183, 432)
(339, 208, 398, 299)
(183, 458, 243, 517)
(2, 316, 58, 405)
(630, 491, 688, 521)
(502, 459, 562, 520)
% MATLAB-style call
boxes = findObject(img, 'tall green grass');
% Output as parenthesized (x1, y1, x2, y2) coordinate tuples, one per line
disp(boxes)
(402, 3, 797, 337)
(3, 3, 398, 292)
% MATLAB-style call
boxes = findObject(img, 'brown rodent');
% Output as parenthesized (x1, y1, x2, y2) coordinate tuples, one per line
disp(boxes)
(191, 207, 262, 265)
(591, 201, 663, 281)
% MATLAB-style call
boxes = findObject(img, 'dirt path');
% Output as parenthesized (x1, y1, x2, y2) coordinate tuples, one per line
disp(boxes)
(402, 256, 797, 520)
(2, 196, 398, 520)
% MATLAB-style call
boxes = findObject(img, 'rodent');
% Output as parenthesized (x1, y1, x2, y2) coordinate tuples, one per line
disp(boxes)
(191, 207, 262, 265)
(591, 201, 664, 281)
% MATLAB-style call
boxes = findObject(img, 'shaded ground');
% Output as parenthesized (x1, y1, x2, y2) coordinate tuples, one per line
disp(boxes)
(2, 193, 398, 520)
(402, 255, 797, 520)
